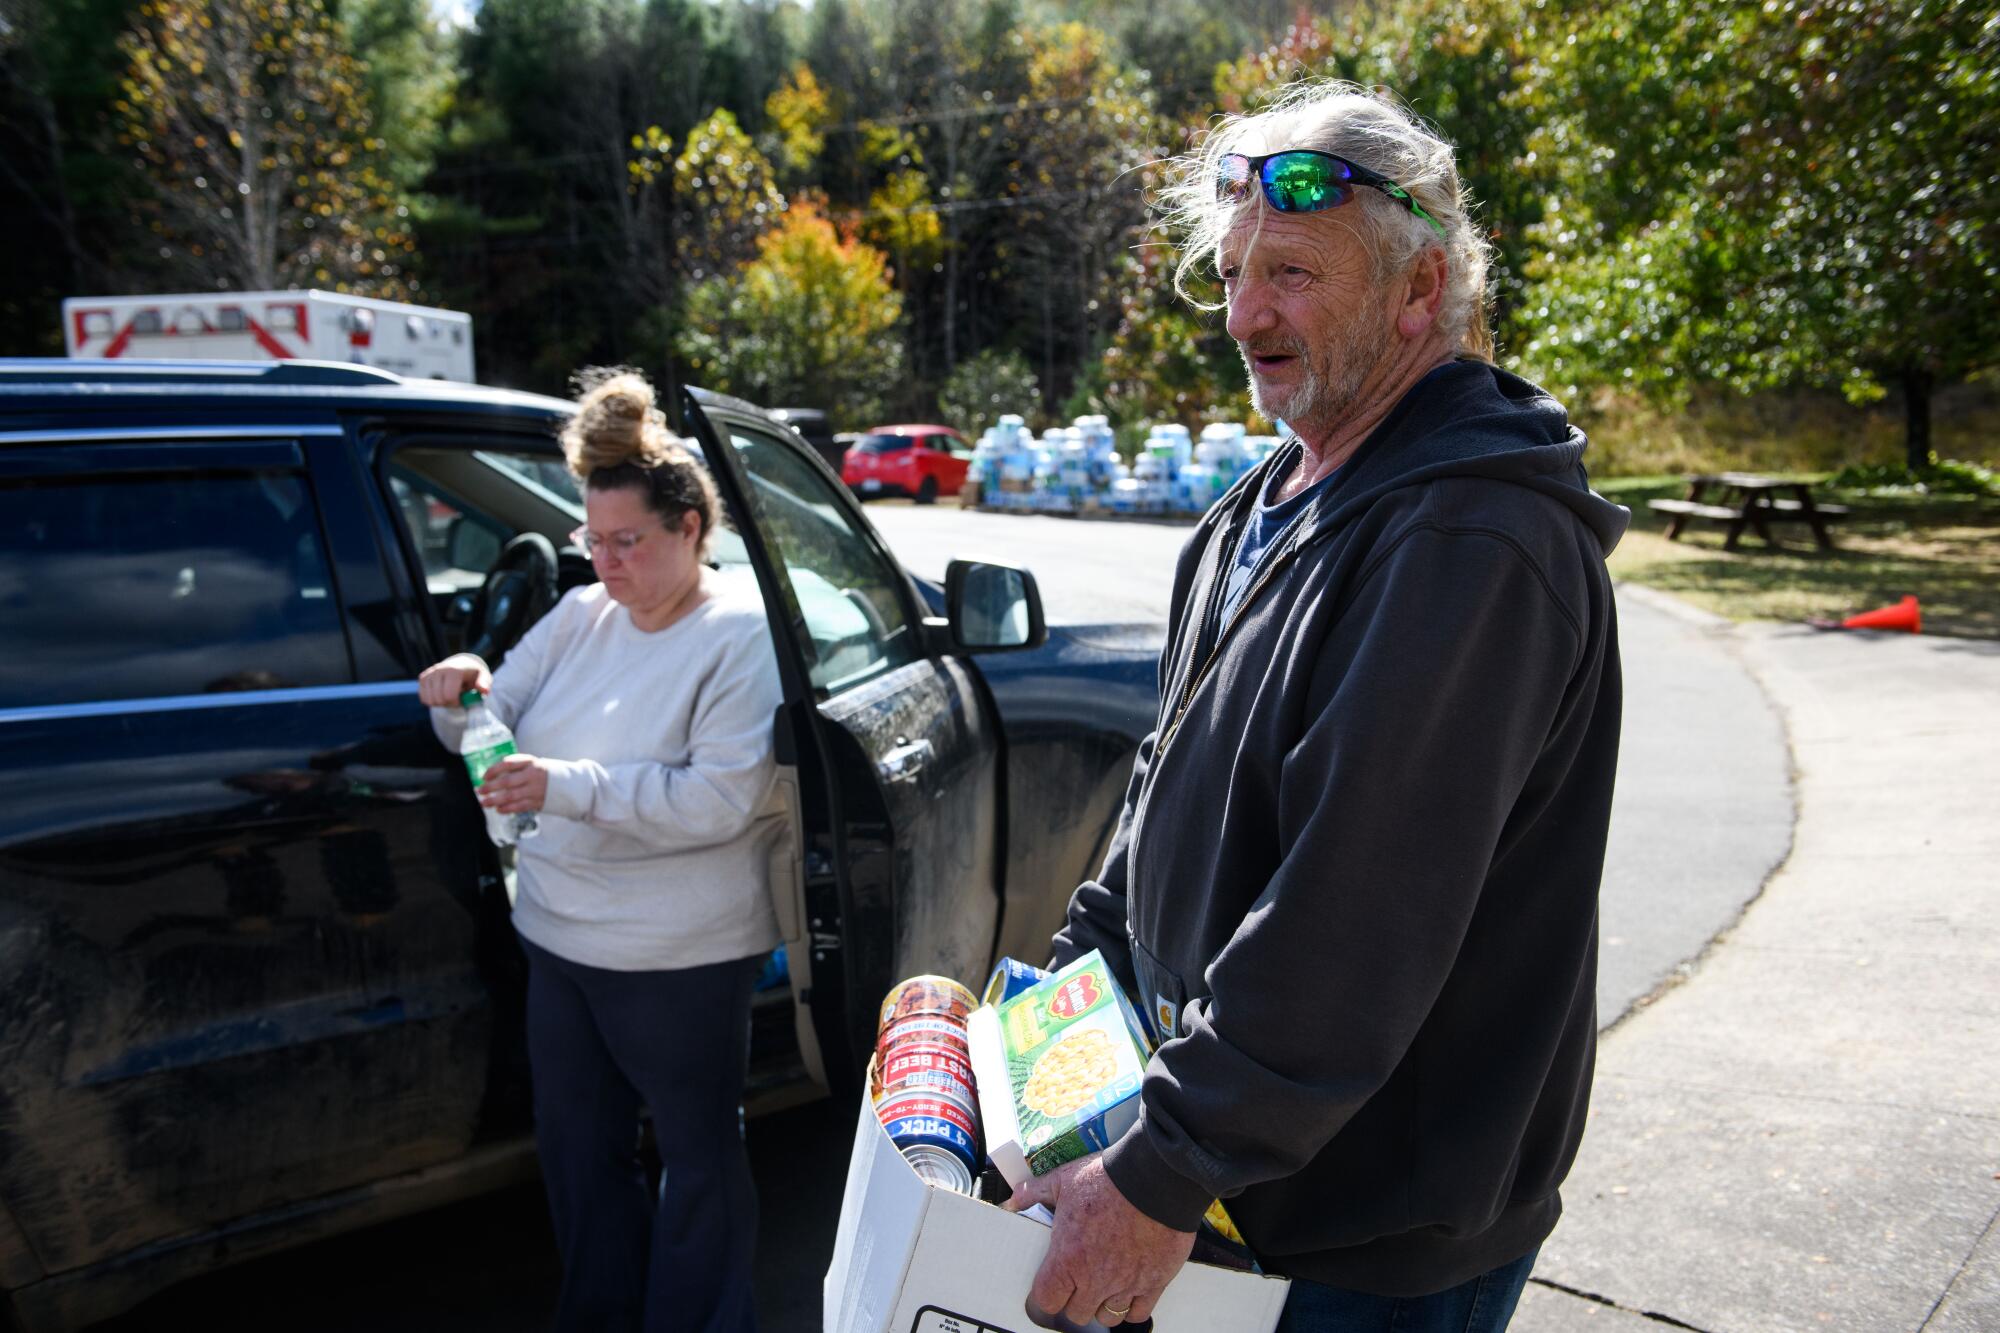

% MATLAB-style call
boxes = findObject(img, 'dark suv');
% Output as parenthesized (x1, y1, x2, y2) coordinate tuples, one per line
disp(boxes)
(0, 359, 1161, 1329)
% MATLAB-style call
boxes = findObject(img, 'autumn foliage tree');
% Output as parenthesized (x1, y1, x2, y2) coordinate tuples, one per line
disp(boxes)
(676, 203, 905, 423)
(112, 0, 414, 295)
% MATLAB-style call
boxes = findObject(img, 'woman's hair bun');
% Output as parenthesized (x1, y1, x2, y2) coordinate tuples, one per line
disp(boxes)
(562, 367, 674, 478)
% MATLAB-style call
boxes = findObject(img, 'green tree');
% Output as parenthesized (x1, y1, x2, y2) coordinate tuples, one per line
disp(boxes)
(1214, 0, 1556, 340)
(1514, 0, 2000, 468)
(1086, 242, 1248, 432)
(670, 107, 787, 281)
(418, 0, 793, 390)
(676, 202, 905, 423)
(860, 167, 944, 281)
(764, 61, 832, 177)
(1002, 22, 1164, 409)
(626, 107, 788, 375)
(112, 0, 415, 293)
(339, 0, 456, 194)
(938, 346, 1040, 436)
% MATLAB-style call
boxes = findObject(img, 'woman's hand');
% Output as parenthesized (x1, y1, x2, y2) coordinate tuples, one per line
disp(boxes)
(479, 754, 551, 814)
(418, 656, 492, 709)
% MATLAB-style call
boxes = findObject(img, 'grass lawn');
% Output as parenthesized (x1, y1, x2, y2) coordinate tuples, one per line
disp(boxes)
(1596, 477, 2000, 640)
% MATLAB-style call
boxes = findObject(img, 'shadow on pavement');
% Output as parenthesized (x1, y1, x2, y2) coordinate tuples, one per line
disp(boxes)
(92, 1098, 854, 1333)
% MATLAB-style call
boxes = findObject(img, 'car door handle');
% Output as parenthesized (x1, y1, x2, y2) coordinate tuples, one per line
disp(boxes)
(878, 738, 932, 783)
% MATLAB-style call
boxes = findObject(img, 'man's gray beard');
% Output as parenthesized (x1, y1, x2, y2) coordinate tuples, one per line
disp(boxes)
(1244, 308, 1392, 436)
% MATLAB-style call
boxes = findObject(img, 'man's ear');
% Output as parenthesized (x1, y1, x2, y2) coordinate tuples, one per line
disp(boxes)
(1398, 246, 1449, 339)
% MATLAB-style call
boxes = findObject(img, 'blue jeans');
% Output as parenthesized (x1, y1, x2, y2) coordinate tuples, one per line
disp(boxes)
(522, 937, 762, 1333)
(1274, 1248, 1539, 1333)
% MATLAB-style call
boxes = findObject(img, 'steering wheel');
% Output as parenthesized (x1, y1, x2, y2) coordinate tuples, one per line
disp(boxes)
(464, 532, 558, 664)
(842, 586, 891, 641)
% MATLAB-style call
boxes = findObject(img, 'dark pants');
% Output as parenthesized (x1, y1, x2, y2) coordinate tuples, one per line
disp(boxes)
(522, 936, 762, 1333)
(1274, 1248, 1539, 1333)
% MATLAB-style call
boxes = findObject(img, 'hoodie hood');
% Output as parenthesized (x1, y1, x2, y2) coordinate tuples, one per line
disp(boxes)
(1237, 360, 1630, 559)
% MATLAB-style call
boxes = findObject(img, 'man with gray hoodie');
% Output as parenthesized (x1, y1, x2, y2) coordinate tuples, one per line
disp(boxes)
(1006, 82, 1628, 1333)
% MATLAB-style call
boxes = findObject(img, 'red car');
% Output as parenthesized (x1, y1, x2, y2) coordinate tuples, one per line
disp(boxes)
(841, 424, 972, 503)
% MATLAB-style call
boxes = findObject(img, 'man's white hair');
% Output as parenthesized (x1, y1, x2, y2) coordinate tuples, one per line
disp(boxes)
(1161, 80, 1495, 360)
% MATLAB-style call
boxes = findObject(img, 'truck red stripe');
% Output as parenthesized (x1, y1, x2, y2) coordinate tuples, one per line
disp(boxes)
(245, 317, 299, 359)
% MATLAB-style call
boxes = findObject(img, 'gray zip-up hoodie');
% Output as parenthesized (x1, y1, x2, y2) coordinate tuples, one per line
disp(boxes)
(1052, 360, 1628, 1297)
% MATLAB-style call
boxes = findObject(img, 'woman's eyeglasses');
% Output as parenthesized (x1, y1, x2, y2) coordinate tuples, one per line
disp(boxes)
(1218, 149, 1446, 238)
(569, 523, 663, 560)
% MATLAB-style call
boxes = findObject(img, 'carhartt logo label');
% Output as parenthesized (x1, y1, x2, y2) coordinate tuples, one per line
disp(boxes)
(1155, 995, 1176, 1040)
(1047, 974, 1102, 1020)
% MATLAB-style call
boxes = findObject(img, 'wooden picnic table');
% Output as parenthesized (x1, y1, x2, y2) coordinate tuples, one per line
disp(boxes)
(1648, 472, 1849, 551)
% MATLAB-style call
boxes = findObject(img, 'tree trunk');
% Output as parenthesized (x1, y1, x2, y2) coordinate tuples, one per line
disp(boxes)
(1041, 263, 1055, 414)
(1903, 366, 1934, 472)
(943, 196, 960, 372)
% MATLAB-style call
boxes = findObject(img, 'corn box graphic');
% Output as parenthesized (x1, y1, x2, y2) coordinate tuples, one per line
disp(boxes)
(996, 951, 1154, 1176)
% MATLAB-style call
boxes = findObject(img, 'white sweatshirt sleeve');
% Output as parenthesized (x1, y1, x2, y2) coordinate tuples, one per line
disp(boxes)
(538, 611, 782, 852)
(427, 591, 570, 750)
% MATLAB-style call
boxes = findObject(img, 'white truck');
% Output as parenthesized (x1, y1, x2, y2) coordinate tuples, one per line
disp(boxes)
(62, 290, 476, 381)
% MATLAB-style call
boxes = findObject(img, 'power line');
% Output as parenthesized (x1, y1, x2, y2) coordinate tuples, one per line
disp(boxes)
(424, 84, 1168, 184)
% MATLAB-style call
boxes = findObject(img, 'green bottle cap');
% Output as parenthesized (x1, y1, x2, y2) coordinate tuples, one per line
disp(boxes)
(459, 689, 482, 708)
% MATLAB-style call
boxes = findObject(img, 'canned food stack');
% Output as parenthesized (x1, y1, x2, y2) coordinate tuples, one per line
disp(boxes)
(872, 975, 982, 1194)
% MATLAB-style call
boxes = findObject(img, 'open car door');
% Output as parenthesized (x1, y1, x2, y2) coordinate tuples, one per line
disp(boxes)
(680, 391, 1006, 1093)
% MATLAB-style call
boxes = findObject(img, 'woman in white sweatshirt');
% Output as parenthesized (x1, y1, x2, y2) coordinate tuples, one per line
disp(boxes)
(419, 371, 781, 1333)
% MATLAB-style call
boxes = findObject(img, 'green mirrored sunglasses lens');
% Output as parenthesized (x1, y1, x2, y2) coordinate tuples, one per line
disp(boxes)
(1264, 153, 1352, 212)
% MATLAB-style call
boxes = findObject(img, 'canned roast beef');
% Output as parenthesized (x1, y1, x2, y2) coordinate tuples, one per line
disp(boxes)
(878, 975, 976, 1029)
(873, 1042, 977, 1103)
(873, 974, 983, 1193)
(875, 1013, 971, 1060)
(875, 1087, 980, 1142)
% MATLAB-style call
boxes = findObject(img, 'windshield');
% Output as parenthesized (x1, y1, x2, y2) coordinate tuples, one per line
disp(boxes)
(476, 446, 752, 569)
(855, 435, 915, 454)
(477, 451, 582, 513)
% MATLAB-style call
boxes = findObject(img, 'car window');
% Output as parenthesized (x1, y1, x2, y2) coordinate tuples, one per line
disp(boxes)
(855, 435, 914, 454)
(0, 472, 351, 708)
(476, 451, 584, 508)
(727, 425, 920, 694)
(390, 443, 754, 586)
(387, 471, 504, 592)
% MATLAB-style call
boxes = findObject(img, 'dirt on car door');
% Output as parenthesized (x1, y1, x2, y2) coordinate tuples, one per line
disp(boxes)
(680, 394, 1005, 1085)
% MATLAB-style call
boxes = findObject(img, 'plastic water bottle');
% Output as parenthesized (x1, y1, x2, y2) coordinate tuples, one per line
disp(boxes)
(458, 689, 539, 846)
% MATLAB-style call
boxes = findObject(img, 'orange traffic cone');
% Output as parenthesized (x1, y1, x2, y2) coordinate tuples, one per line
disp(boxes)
(1841, 595, 1922, 634)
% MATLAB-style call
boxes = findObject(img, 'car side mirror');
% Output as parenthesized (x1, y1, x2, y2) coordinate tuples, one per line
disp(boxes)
(945, 559, 1047, 653)
(445, 516, 504, 572)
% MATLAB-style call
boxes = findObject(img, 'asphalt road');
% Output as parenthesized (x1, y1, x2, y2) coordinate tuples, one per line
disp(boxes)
(864, 501, 1794, 1027)
(97, 502, 1792, 1332)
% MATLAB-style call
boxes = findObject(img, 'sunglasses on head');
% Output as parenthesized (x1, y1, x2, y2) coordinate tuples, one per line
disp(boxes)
(1218, 149, 1446, 238)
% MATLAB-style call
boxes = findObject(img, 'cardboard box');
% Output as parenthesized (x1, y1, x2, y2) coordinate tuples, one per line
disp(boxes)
(825, 1096, 1290, 1333)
